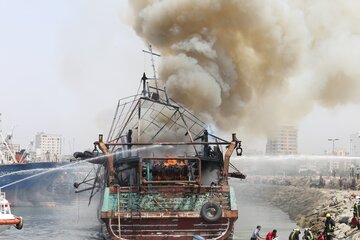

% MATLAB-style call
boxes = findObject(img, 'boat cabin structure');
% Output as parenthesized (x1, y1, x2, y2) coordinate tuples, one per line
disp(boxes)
(75, 68, 245, 239)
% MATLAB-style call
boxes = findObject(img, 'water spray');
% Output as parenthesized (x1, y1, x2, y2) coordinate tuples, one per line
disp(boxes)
(0, 144, 162, 190)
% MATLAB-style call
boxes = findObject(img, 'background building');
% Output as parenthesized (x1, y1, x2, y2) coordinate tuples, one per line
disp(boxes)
(324, 148, 351, 174)
(266, 126, 298, 155)
(350, 132, 360, 156)
(35, 132, 62, 161)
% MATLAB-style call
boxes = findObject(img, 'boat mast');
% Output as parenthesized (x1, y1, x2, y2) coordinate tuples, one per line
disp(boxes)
(0, 113, 5, 163)
(142, 44, 160, 96)
(0, 114, 17, 164)
(139, 44, 161, 143)
(138, 97, 141, 143)
(149, 44, 159, 94)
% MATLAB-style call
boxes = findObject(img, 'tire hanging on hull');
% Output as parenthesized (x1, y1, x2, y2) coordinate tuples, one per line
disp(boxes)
(200, 201, 222, 223)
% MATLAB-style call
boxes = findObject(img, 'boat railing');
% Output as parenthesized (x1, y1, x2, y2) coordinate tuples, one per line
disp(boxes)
(0, 191, 11, 215)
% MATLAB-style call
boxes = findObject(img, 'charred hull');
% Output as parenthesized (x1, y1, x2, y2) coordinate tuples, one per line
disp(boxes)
(103, 217, 235, 240)
(99, 185, 238, 240)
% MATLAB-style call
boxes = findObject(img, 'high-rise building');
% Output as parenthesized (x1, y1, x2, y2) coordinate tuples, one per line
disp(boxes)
(350, 132, 360, 156)
(35, 132, 62, 161)
(266, 126, 298, 155)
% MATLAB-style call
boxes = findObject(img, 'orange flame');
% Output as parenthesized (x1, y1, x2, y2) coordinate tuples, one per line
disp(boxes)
(178, 160, 186, 166)
(163, 159, 178, 167)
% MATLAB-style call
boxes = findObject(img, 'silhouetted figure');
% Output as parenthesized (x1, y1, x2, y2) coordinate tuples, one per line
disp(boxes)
(127, 129, 132, 150)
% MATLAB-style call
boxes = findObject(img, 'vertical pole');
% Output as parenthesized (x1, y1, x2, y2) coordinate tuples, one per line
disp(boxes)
(117, 185, 121, 239)
(328, 138, 339, 156)
(138, 99, 141, 145)
(149, 44, 160, 96)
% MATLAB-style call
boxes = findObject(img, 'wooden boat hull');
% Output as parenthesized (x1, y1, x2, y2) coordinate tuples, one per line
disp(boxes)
(102, 216, 236, 240)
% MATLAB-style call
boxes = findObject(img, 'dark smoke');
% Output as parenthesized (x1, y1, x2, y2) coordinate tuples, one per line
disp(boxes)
(129, 0, 360, 135)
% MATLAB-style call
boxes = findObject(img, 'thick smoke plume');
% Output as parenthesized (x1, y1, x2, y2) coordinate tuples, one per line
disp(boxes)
(129, 0, 360, 134)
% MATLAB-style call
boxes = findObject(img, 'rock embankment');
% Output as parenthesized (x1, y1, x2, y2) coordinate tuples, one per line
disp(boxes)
(237, 182, 360, 239)
(270, 187, 356, 240)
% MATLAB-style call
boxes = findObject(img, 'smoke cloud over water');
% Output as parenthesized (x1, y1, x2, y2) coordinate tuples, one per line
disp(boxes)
(129, 0, 360, 135)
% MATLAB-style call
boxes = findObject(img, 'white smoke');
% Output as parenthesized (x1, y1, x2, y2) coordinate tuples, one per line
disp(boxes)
(129, 0, 360, 134)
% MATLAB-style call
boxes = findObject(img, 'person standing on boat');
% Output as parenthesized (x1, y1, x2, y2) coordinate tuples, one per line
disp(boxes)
(265, 229, 277, 240)
(251, 226, 264, 240)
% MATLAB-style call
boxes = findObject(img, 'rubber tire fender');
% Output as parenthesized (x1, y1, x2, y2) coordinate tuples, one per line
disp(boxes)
(15, 217, 23, 230)
(200, 201, 222, 223)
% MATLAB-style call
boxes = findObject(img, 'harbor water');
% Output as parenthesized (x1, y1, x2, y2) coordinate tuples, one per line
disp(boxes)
(233, 182, 298, 239)
(1, 197, 102, 240)
(1, 181, 297, 240)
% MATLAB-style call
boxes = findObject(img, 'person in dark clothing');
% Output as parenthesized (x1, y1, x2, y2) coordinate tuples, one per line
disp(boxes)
(353, 200, 360, 229)
(325, 214, 335, 240)
(126, 129, 132, 150)
(302, 228, 314, 240)
(354, 202, 359, 217)
(289, 229, 301, 240)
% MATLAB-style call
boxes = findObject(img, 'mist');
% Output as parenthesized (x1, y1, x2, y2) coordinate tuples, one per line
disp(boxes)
(232, 155, 360, 177)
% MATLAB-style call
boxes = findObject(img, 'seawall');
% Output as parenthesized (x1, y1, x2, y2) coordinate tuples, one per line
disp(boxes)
(236, 179, 360, 240)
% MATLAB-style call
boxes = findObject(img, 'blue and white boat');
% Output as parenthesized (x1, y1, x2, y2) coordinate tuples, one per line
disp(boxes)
(0, 131, 74, 205)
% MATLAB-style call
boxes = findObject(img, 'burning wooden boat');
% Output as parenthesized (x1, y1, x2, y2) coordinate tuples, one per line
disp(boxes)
(75, 55, 245, 239)
(0, 191, 23, 233)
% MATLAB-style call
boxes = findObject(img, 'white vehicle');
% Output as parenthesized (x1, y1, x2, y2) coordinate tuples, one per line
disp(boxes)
(0, 191, 23, 233)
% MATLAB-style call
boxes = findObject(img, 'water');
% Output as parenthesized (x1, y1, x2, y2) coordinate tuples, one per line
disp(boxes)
(0, 152, 297, 240)
(233, 182, 298, 240)
(1, 197, 102, 240)
(0, 148, 148, 190)
(0, 182, 297, 240)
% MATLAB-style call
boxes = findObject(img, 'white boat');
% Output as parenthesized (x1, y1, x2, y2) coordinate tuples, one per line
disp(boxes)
(0, 191, 23, 233)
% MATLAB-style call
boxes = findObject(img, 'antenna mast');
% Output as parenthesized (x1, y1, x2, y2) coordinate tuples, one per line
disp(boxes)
(149, 45, 158, 80)
(142, 44, 160, 96)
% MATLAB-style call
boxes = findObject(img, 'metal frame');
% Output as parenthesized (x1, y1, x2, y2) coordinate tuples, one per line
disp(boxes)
(139, 157, 201, 185)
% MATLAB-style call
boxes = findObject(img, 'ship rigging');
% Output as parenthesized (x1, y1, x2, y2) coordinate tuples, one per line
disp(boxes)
(74, 47, 246, 239)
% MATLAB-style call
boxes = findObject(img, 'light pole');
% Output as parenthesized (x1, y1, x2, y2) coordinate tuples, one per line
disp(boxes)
(328, 138, 339, 155)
